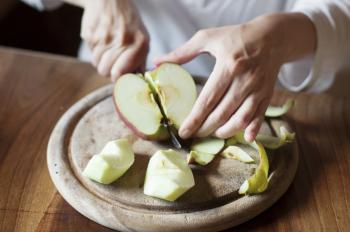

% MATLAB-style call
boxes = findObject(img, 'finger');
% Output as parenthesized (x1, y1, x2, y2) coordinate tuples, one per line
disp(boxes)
(92, 42, 116, 67)
(80, 10, 99, 48)
(153, 30, 206, 66)
(110, 42, 148, 81)
(214, 93, 260, 139)
(244, 98, 269, 142)
(195, 73, 254, 137)
(80, 10, 98, 44)
(178, 61, 233, 139)
(97, 46, 125, 77)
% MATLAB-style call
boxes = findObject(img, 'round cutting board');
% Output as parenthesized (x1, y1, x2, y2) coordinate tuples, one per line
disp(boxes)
(47, 83, 299, 232)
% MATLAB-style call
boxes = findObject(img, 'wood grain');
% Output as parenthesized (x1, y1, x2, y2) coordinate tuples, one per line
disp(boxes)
(0, 46, 350, 231)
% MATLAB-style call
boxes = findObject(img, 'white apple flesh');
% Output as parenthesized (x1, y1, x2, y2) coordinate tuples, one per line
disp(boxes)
(187, 137, 225, 165)
(145, 63, 197, 129)
(143, 149, 195, 201)
(187, 150, 216, 166)
(83, 139, 135, 184)
(221, 145, 255, 163)
(113, 74, 168, 140)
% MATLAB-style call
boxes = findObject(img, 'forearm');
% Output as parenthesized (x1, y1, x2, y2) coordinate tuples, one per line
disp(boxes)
(242, 13, 317, 65)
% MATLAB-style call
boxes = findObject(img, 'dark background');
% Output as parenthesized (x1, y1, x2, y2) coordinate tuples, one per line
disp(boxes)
(0, 1, 81, 56)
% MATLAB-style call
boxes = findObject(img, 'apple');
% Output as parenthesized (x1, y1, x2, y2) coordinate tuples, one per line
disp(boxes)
(113, 63, 197, 140)
(221, 145, 255, 163)
(143, 149, 195, 201)
(238, 141, 269, 195)
(113, 74, 168, 140)
(187, 137, 225, 165)
(145, 63, 197, 129)
(83, 139, 135, 184)
(265, 99, 295, 117)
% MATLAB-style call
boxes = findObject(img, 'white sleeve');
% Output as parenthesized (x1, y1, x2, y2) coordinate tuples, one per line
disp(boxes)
(21, 0, 63, 11)
(278, 0, 350, 92)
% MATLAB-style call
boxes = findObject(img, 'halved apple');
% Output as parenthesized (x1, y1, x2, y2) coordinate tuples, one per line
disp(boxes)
(114, 63, 197, 140)
(83, 139, 135, 184)
(143, 149, 195, 201)
(113, 74, 168, 140)
(145, 63, 197, 129)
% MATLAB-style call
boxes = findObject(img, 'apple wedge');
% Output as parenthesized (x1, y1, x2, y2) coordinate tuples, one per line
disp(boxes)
(187, 137, 225, 165)
(113, 73, 168, 140)
(221, 145, 255, 163)
(265, 99, 295, 117)
(145, 63, 197, 129)
(187, 151, 216, 166)
(143, 149, 195, 201)
(83, 139, 135, 184)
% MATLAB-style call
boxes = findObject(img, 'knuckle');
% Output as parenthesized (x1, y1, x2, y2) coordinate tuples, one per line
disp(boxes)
(190, 115, 202, 127)
(213, 108, 232, 125)
(195, 29, 209, 39)
(203, 93, 218, 109)
(237, 114, 250, 129)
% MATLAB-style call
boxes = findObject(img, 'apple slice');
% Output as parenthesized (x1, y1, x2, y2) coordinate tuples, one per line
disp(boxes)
(145, 63, 197, 129)
(113, 74, 168, 140)
(187, 151, 216, 165)
(191, 137, 225, 154)
(256, 126, 295, 149)
(238, 141, 269, 195)
(265, 99, 295, 117)
(83, 139, 135, 184)
(221, 145, 255, 163)
(143, 149, 195, 201)
(187, 137, 225, 165)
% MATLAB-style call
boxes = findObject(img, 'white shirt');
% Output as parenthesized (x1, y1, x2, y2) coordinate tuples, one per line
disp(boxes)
(22, 0, 350, 92)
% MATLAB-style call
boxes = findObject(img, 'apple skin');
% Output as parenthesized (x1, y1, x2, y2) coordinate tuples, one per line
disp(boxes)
(112, 73, 169, 141)
(112, 94, 169, 140)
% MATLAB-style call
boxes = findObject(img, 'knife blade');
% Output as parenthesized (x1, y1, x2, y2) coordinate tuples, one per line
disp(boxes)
(150, 87, 182, 149)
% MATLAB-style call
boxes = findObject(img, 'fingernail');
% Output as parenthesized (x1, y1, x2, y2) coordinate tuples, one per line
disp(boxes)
(179, 128, 191, 139)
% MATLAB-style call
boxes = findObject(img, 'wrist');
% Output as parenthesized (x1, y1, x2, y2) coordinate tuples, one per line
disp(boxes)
(250, 13, 316, 64)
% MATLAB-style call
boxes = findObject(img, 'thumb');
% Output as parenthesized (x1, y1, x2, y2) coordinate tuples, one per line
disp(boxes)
(153, 31, 205, 66)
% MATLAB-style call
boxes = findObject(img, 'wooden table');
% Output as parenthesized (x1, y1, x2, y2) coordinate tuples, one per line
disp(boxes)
(0, 47, 349, 231)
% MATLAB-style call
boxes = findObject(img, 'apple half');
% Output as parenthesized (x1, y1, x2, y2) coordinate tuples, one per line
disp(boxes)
(145, 63, 197, 129)
(143, 149, 195, 201)
(113, 63, 197, 140)
(83, 139, 135, 184)
(187, 137, 225, 165)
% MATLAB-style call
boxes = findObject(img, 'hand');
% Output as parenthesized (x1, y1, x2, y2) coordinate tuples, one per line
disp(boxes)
(155, 13, 316, 142)
(80, 0, 149, 81)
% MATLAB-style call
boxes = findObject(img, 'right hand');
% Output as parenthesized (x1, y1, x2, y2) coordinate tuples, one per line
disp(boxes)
(81, 0, 149, 81)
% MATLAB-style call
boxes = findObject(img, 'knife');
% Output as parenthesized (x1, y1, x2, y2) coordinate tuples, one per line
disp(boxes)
(150, 89, 182, 149)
